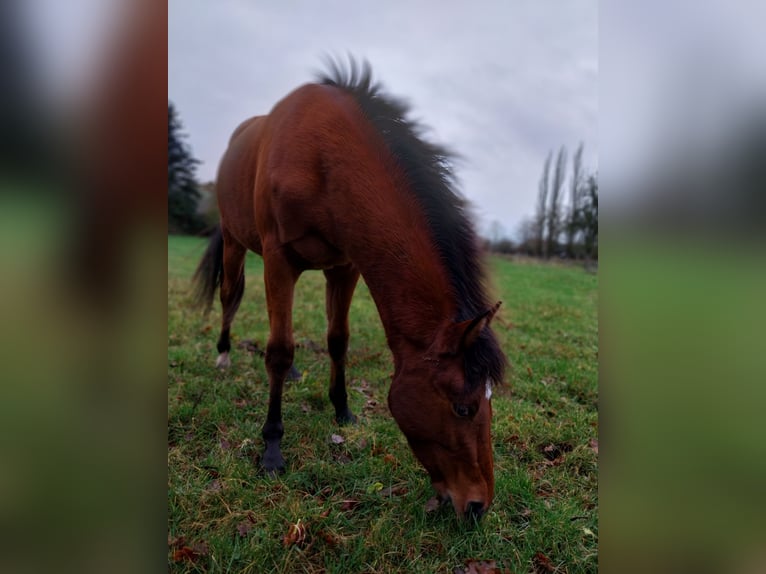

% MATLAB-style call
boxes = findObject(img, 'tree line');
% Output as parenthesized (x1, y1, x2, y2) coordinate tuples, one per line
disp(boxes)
(487, 143, 598, 261)
(168, 101, 208, 234)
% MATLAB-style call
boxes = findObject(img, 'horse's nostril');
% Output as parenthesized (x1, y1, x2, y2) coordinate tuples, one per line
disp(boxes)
(465, 501, 485, 520)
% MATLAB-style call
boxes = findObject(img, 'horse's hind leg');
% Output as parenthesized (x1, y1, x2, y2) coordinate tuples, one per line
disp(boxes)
(215, 229, 247, 369)
(260, 248, 300, 475)
(324, 264, 360, 425)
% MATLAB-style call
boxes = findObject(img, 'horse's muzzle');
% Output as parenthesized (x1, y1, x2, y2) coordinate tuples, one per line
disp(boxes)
(465, 500, 486, 521)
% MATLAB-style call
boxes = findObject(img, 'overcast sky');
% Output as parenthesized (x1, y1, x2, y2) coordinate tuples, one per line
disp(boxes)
(168, 0, 598, 238)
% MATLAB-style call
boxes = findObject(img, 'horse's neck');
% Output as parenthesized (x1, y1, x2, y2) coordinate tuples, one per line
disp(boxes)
(342, 201, 456, 357)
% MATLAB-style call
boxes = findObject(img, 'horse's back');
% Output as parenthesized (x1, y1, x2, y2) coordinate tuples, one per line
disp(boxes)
(217, 82, 378, 267)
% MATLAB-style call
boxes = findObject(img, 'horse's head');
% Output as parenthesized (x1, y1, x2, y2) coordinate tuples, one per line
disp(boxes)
(388, 304, 502, 520)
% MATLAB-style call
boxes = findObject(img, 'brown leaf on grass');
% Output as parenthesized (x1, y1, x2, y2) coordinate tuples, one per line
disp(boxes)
(379, 484, 408, 497)
(352, 379, 372, 397)
(282, 520, 307, 547)
(236, 521, 253, 537)
(589, 438, 598, 454)
(424, 496, 444, 513)
(532, 552, 555, 573)
(540, 442, 573, 461)
(202, 466, 219, 479)
(456, 559, 508, 574)
(382, 453, 397, 465)
(339, 499, 360, 512)
(172, 541, 209, 563)
(362, 399, 379, 412)
(535, 481, 555, 498)
(333, 452, 352, 464)
(297, 339, 326, 353)
(238, 339, 264, 355)
(542, 456, 565, 468)
(317, 528, 341, 547)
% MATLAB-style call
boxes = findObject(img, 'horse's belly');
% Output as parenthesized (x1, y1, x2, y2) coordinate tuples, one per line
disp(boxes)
(287, 234, 349, 269)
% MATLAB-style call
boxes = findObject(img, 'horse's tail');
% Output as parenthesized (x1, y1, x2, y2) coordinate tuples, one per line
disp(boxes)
(193, 225, 224, 311)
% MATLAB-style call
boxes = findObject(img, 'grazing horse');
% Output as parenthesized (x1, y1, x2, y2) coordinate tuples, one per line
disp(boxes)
(194, 60, 506, 519)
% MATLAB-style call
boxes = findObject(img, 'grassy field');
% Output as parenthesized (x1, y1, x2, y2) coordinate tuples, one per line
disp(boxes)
(168, 234, 598, 573)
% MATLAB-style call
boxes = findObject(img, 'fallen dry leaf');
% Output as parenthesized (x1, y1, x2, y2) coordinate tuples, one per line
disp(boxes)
(333, 452, 352, 464)
(237, 339, 264, 355)
(282, 519, 307, 547)
(382, 453, 397, 465)
(236, 521, 253, 537)
(456, 559, 508, 574)
(317, 528, 341, 547)
(424, 496, 444, 513)
(339, 499, 360, 512)
(379, 484, 408, 497)
(172, 541, 209, 563)
(532, 552, 555, 573)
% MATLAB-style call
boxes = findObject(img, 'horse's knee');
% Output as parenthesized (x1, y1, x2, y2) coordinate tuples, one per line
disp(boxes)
(327, 331, 348, 363)
(265, 340, 294, 376)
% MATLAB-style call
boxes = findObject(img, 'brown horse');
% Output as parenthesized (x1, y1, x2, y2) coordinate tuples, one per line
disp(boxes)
(194, 60, 506, 519)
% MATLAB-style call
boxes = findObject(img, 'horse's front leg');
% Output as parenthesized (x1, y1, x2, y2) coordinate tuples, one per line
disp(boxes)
(261, 248, 300, 475)
(324, 264, 360, 425)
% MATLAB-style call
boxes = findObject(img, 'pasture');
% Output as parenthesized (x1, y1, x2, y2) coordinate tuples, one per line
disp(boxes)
(168, 235, 598, 573)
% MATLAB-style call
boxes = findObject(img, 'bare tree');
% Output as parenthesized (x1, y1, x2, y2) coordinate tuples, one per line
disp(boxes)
(566, 142, 584, 258)
(535, 151, 552, 257)
(545, 145, 567, 258)
(516, 216, 537, 256)
(569, 171, 598, 267)
(579, 173, 598, 261)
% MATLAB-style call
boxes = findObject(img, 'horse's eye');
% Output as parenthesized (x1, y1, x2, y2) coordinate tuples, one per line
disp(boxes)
(453, 403, 472, 418)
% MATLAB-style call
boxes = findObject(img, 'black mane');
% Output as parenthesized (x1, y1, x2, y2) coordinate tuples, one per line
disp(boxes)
(318, 58, 506, 388)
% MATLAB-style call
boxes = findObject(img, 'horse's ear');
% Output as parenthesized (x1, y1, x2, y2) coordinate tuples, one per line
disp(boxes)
(439, 301, 502, 355)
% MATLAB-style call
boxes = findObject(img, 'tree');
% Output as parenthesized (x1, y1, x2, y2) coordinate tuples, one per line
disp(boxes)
(168, 101, 205, 234)
(545, 145, 567, 258)
(576, 173, 598, 261)
(516, 216, 538, 256)
(535, 151, 552, 257)
(566, 142, 585, 258)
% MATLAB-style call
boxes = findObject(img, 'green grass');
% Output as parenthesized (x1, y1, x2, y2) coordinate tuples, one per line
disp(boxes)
(168, 235, 598, 573)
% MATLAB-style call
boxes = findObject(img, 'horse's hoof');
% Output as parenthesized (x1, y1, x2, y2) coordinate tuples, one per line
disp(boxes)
(261, 458, 286, 477)
(335, 409, 357, 426)
(261, 446, 286, 475)
(286, 365, 302, 381)
(215, 352, 231, 369)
